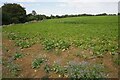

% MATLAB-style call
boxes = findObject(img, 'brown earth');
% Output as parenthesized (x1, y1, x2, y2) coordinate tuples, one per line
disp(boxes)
(2, 38, 119, 78)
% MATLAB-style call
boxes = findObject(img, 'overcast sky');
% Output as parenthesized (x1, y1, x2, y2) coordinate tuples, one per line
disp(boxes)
(0, 0, 119, 16)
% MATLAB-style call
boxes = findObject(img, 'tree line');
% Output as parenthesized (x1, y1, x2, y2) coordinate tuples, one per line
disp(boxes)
(1, 3, 118, 25)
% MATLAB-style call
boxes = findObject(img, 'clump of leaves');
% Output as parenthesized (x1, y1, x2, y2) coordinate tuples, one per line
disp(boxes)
(8, 32, 18, 40)
(42, 39, 70, 51)
(32, 57, 47, 69)
(93, 46, 105, 57)
(15, 39, 33, 49)
(13, 52, 23, 60)
(42, 39, 55, 51)
(108, 44, 118, 53)
(55, 40, 70, 50)
(72, 40, 83, 47)
(51, 62, 68, 77)
(44, 64, 51, 73)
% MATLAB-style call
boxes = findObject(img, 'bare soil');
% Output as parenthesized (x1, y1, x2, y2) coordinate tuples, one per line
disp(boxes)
(2, 39, 119, 78)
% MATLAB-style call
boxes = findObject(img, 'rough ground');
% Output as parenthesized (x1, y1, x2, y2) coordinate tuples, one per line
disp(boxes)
(2, 39, 119, 78)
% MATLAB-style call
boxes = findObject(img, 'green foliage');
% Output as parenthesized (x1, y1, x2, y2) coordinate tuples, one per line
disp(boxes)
(7, 32, 35, 48)
(42, 39, 70, 51)
(8, 32, 18, 40)
(3, 16, 118, 55)
(15, 40, 32, 49)
(2, 3, 26, 25)
(32, 57, 47, 69)
(44, 64, 51, 73)
(26, 14, 37, 21)
(55, 40, 70, 50)
(51, 63, 67, 77)
(46, 61, 106, 78)
(26, 13, 47, 22)
(13, 52, 23, 60)
(2, 16, 118, 78)
(42, 39, 55, 50)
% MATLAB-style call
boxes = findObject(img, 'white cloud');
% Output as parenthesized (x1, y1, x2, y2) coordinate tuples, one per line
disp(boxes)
(56, 2, 118, 15)
(0, 0, 117, 15)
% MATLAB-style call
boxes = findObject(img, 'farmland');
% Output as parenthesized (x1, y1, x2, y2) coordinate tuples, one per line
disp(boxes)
(2, 16, 119, 78)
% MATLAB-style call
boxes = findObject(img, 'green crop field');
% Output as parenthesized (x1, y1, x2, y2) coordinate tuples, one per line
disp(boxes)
(2, 16, 119, 78)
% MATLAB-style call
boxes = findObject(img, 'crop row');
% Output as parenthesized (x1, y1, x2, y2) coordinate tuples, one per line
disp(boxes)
(4, 52, 107, 78)
(3, 51, 119, 78)
(32, 56, 107, 78)
(5, 32, 118, 56)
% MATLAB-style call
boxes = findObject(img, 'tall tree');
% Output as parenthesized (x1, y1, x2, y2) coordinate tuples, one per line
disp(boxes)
(1, 3, 26, 25)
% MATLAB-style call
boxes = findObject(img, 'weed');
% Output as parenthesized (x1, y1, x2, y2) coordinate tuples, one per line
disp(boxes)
(44, 64, 51, 73)
(13, 52, 23, 60)
(15, 40, 32, 49)
(51, 62, 67, 77)
(32, 57, 47, 69)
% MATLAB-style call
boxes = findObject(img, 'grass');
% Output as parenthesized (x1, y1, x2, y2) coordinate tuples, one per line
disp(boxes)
(3, 16, 118, 56)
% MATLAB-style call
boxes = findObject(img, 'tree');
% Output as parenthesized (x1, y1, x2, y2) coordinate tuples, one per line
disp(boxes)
(1, 3, 26, 25)
(96, 13, 107, 16)
(56, 15, 61, 18)
(32, 10, 37, 16)
(118, 13, 120, 15)
(26, 13, 36, 21)
(50, 15, 55, 19)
